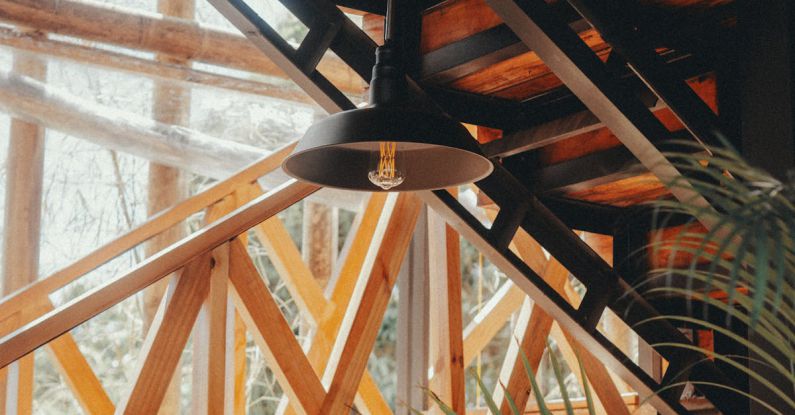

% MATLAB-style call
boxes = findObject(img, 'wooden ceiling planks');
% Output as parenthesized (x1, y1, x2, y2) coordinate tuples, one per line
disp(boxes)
(447, 29, 609, 99)
(416, 0, 729, 207)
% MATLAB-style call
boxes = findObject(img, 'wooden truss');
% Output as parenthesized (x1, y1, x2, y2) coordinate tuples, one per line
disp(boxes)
(1, 140, 648, 415)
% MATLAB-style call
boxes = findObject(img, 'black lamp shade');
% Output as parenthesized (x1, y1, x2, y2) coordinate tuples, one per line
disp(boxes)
(282, 105, 494, 191)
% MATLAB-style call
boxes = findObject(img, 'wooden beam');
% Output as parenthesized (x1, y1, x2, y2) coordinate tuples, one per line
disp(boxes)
(497, 259, 568, 414)
(0, 180, 318, 368)
(320, 193, 422, 414)
(427, 208, 466, 414)
(145, 4, 194, 405)
(0, 0, 364, 94)
(552, 324, 630, 415)
(226, 306, 247, 415)
(0, 142, 293, 327)
(191, 201, 233, 414)
(0, 27, 312, 103)
(46, 330, 115, 415)
(1, 51, 45, 415)
(0, 69, 259, 180)
(228, 239, 326, 415)
(463, 281, 525, 366)
(116, 252, 213, 414)
(250, 207, 331, 324)
(282, 193, 393, 415)
(0, 70, 362, 209)
(395, 209, 430, 415)
(302, 201, 336, 287)
(203, 195, 246, 415)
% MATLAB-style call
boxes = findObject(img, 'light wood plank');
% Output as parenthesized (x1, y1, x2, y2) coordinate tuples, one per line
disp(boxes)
(116, 252, 213, 414)
(46, 330, 115, 415)
(427, 208, 466, 414)
(191, 243, 230, 414)
(1, 51, 46, 415)
(253, 214, 331, 324)
(320, 193, 422, 414)
(463, 281, 525, 366)
(231, 310, 247, 415)
(228, 239, 326, 415)
(0, 180, 317, 368)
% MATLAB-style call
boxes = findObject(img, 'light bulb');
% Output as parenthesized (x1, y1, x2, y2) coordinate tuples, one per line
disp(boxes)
(368, 141, 405, 190)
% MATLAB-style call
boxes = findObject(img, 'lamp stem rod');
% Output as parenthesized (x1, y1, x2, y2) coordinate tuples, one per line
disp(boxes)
(384, 0, 400, 44)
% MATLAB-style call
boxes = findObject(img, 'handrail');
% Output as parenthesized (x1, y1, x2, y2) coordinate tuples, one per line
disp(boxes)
(0, 179, 318, 368)
(0, 141, 295, 327)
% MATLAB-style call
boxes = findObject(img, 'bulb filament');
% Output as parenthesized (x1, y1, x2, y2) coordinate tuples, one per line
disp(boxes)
(368, 141, 405, 190)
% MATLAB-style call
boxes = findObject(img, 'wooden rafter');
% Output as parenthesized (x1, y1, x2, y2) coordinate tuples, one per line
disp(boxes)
(484, 0, 717, 229)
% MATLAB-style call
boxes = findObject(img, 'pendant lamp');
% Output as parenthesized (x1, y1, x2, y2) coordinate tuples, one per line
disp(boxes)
(282, 0, 493, 191)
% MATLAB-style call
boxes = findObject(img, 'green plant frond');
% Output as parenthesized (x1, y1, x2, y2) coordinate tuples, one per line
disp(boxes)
(502, 382, 523, 415)
(547, 340, 575, 415)
(636, 315, 795, 380)
(751, 221, 772, 323)
(422, 387, 458, 415)
(644, 266, 795, 336)
(650, 342, 795, 409)
(575, 351, 596, 415)
(645, 269, 795, 329)
(472, 367, 503, 415)
(640, 287, 794, 356)
(520, 348, 551, 415)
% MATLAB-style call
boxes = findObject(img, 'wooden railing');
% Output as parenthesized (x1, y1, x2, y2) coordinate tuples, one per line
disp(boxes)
(0, 139, 642, 415)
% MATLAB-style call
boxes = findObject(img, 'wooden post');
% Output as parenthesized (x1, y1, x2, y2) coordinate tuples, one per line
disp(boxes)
(427, 206, 466, 414)
(141, 0, 193, 411)
(1, 51, 45, 415)
(302, 202, 337, 288)
(396, 206, 430, 415)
